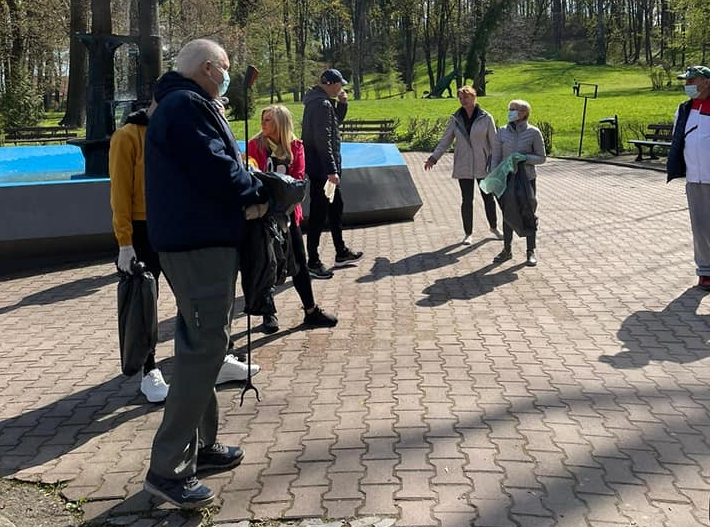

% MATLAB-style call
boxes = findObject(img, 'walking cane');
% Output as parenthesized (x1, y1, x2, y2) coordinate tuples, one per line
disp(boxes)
(240, 64, 260, 406)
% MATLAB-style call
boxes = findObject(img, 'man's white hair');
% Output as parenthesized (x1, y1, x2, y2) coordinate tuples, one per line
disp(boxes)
(175, 39, 226, 77)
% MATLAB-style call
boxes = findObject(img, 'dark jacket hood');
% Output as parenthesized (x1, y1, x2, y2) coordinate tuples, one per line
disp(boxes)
(153, 71, 211, 103)
(125, 108, 150, 126)
(303, 85, 329, 106)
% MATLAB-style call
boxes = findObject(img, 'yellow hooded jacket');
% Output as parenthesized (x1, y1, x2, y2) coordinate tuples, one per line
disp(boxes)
(109, 109, 149, 247)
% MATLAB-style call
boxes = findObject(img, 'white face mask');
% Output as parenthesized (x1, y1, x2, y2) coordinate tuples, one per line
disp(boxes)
(685, 85, 699, 99)
(507, 110, 519, 122)
(209, 64, 230, 97)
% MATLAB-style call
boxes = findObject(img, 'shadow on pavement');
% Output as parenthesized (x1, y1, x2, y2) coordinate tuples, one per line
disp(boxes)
(0, 273, 116, 316)
(416, 261, 528, 307)
(357, 240, 492, 283)
(0, 373, 164, 479)
(599, 287, 710, 368)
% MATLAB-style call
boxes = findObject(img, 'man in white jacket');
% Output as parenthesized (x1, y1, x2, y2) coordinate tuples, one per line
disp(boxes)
(668, 66, 710, 291)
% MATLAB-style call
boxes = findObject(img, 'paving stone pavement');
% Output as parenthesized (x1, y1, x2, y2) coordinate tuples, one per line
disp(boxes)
(1, 154, 710, 527)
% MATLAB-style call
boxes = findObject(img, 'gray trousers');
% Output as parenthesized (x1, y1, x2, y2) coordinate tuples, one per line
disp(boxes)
(150, 247, 239, 479)
(686, 182, 710, 277)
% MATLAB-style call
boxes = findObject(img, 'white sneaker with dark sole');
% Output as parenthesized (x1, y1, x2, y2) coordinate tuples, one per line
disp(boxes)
(140, 369, 169, 403)
(215, 354, 260, 385)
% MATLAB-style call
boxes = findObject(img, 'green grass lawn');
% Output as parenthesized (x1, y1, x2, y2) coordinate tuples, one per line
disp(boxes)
(40, 60, 687, 157)
(238, 60, 687, 157)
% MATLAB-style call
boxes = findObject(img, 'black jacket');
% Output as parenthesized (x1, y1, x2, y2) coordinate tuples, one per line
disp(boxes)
(145, 71, 266, 252)
(240, 171, 308, 315)
(301, 86, 347, 183)
(666, 99, 692, 183)
(499, 162, 538, 237)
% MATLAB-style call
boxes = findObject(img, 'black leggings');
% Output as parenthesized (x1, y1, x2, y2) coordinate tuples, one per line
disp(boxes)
(458, 179, 499, 235)
(290, 217, 316, 310)
(264, 213, 316, 315)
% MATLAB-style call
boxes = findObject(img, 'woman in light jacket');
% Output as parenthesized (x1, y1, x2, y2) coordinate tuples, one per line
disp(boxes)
(424, 85, 500, 245)
(491, 99, 546, 266)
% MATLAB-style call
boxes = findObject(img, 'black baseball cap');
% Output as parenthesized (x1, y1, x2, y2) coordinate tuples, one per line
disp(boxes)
(320, 68, 348, 85)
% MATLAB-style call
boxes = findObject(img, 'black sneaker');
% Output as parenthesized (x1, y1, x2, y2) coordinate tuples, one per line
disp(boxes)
(493, 249, 512, 263)
(334, 248, 364, 267)
(143, 470, 214, 509)
(308, 262, 334, 279)
(197, 443, 245, 472)
(262, 314, 279, 334)
(526, 250, 537, 267)
(303, 305, 338, 328)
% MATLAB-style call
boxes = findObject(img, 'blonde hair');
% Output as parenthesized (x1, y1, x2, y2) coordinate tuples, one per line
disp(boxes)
(252, 105, 296, 165)
(509, 99, 531, 119)
(457, 85, 477, 98)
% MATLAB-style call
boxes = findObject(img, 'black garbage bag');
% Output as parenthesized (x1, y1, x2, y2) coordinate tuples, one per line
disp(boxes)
(240, 171, 308, 316)
(252, 170, 309, 218)
(117, 260, 157, 376)
(499, 162, 538, 237)
(240, 215, 291, 316)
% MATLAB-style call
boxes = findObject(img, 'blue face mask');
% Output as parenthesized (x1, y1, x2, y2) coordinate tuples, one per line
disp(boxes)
(507, 110, 519, 122)
(685, 85, 699, 99)
(212, 65, 230, 97)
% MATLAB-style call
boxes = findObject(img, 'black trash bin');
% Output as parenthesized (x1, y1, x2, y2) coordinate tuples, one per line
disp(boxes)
(599, 115, 619, 155)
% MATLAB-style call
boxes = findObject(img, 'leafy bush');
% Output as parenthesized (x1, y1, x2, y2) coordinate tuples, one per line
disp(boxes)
(401, 116, 448, 151)
(0, 70, 44, 128)
(535, 121, 554, 155)
(649, 65, 674, 91)
(225, 70, 257, 122)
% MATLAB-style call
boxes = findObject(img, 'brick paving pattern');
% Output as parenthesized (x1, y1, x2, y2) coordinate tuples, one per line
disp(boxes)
(1, 154, 709, 526)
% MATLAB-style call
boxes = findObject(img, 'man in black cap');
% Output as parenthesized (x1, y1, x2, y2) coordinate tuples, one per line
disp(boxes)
(668, 65, 710, 291)
(301, 68, 364, 279)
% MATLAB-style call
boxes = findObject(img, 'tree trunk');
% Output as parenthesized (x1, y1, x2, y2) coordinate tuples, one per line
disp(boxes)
(61, 0, 88, 128)
(400, 14, 415, 91)
(293, 0, 309, 102)
(596, 0, 606, 64)
(552, 0, 563, 54)
(349, 0, 370, 100)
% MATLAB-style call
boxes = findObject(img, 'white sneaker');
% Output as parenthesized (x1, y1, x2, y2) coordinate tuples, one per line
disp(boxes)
(462, 235, 473, 246)
(141, 369, 169, 403)
(490, 227, 504, 239)
(215, 354, 261, 385)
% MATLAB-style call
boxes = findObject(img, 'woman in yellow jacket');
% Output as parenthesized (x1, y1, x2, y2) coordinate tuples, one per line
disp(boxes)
(109, 100, 170, 403)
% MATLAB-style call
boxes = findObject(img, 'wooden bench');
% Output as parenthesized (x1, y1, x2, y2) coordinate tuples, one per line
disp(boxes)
(340, 119, 397, 142)
(627, 123, 673, 161)
(5, 126, 78, 145)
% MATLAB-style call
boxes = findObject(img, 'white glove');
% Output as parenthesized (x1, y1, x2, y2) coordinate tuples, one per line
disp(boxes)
(117, 245, 137, 273)
(324, 180, 337, 203)
(245, 202, 269, 220)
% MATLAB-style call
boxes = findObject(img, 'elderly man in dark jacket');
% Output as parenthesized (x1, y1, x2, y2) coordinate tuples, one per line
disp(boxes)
(142, 38, 268, 509)
(301, 68, 363, 279)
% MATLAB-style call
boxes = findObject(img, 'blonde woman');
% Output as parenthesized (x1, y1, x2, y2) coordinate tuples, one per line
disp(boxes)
(424, 85, 501, 245)
(248, 105, 338, 332)
(491, 99, 546, 266)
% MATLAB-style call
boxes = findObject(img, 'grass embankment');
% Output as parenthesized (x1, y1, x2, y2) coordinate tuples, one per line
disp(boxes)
(41, 61, 687, 157)
(241, 61, 687, 157)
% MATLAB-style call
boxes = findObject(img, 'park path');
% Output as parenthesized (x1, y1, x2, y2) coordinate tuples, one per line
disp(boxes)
(1, 154, 709, 527)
